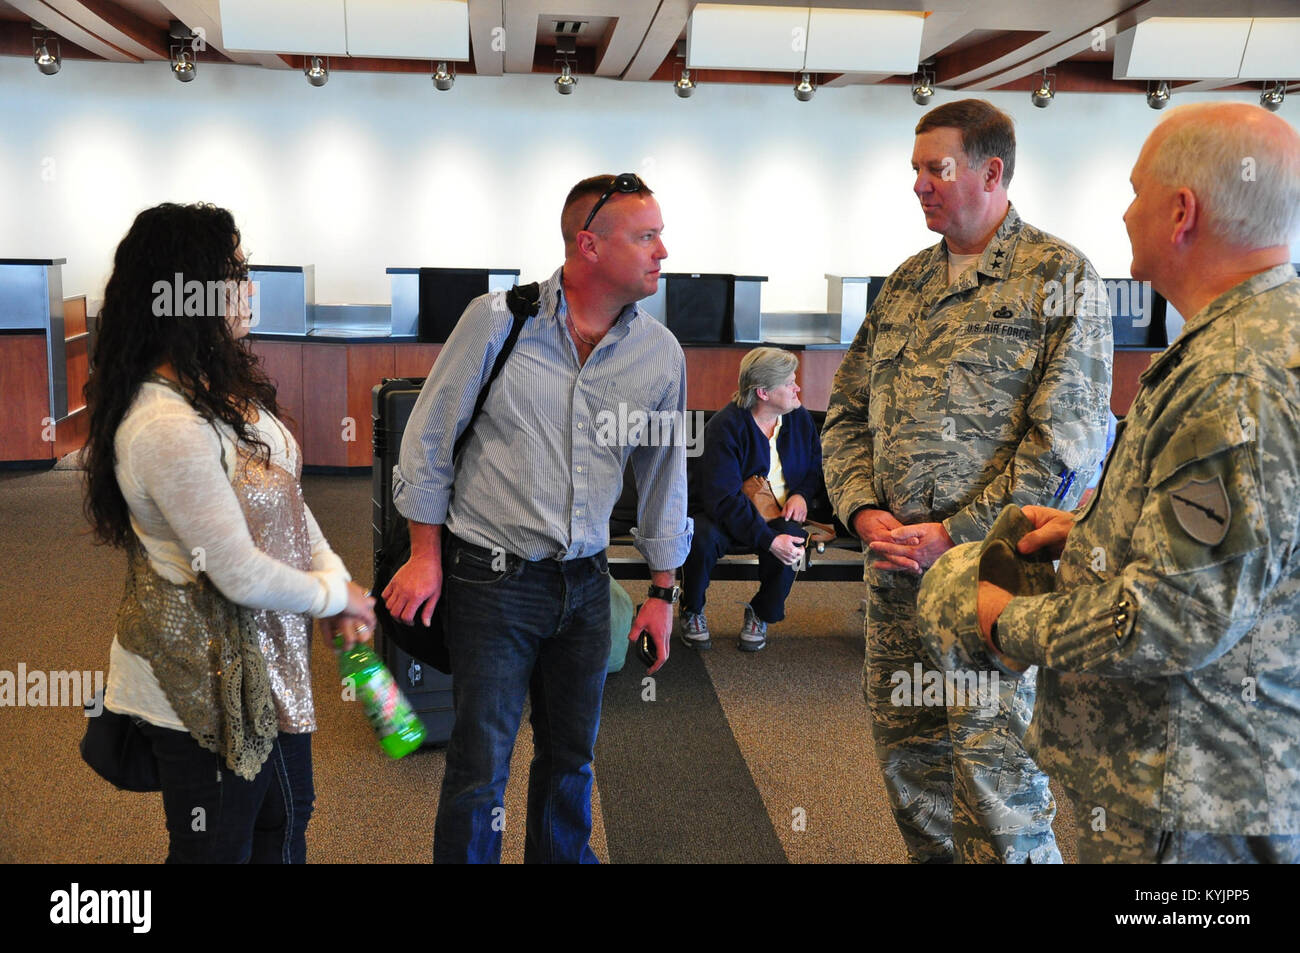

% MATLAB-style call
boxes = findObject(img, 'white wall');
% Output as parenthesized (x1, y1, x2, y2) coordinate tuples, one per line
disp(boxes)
(1, 56, 1295, 313)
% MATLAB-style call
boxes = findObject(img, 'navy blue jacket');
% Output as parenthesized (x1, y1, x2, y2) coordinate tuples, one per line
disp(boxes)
(692, 402, 825, 551)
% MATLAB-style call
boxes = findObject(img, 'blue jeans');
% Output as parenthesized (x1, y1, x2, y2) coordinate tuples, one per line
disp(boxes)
(681, 514, 805, 623)
(137, 720, 314, 863)
(434, 535, 610, 864)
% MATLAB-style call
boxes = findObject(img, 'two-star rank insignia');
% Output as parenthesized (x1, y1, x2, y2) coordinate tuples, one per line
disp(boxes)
(1170, 476, 1231, 545)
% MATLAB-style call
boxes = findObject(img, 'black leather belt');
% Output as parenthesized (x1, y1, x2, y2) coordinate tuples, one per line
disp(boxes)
(447, 534, 607, 575)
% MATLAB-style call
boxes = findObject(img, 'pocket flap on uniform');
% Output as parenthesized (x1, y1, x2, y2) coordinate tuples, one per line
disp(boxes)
(949, 333, 1037, 374)
(871, 331, 908, 363)
(1149, 409, 1252, 488)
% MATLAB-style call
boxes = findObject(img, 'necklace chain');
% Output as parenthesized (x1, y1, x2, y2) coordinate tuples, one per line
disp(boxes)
(566, 311, 601, 347)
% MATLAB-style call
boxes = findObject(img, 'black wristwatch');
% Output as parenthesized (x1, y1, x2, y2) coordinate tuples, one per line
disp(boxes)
(647, 584, 681, 605)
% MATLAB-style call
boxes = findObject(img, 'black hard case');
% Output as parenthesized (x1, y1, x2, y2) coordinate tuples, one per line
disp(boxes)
(371, 377, 454, 747)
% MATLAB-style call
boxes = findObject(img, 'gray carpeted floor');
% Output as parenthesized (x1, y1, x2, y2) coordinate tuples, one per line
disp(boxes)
(0, 467, 1076, 863)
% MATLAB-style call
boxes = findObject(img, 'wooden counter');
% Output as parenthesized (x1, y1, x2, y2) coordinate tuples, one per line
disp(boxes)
(250, 340, 441, 468)
(247, 339, 847, 469)
(246, 337, 1150, 470)
(0, 295, 90, 464)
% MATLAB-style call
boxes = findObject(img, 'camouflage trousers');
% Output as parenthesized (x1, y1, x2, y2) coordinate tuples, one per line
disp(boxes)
(1067, 790, 1300, 863)
(864, 582, 1060, 863)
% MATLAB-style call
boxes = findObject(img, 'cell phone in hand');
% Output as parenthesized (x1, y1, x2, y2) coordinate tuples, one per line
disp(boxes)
(638, 632, 657, 667)
(635, 603, 658, 667)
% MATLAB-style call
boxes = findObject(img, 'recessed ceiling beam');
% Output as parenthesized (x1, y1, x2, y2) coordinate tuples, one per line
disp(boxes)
(7, 0, 139, 60)
(622, 0, 688, 82)
(42, 0, 168, 59)
(592, 1, 655, 78)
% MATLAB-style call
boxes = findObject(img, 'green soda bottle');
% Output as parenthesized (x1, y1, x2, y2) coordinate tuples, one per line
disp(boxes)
(335, 636, 426, 758)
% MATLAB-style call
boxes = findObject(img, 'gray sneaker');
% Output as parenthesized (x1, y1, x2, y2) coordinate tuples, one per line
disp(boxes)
(680, 610, 711, 649)
(738, 604, 768, 652)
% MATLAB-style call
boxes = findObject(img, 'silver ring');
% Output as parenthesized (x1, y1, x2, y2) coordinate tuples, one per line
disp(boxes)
(356, 624, 370, 634)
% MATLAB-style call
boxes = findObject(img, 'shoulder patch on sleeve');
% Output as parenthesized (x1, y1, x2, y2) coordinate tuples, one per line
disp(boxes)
(1169, 476, 1230, 545)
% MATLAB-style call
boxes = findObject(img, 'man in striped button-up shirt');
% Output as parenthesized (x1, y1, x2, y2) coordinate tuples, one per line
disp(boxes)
(387, 174, 692, 863)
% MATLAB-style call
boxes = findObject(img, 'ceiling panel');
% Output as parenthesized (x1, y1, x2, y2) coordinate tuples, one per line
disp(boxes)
(686, 4, 809, 72)
(219, 0, 348, 56)
(346, 0, 470, 61)
(803, 9, 924, 73)
(1238, 18, 1300, 79)
(1115, 17, 1254, 80)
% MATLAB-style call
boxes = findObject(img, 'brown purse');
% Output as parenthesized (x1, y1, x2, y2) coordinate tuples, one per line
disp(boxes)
(741, 476, 836, 544)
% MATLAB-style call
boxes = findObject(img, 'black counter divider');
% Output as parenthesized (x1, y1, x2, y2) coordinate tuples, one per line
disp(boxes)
(417, 267, 519, 343)
(662, 273, 765, 343)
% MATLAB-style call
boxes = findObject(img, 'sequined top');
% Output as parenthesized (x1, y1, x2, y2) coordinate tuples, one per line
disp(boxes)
(228, 432, 318, 731)
(105, 381, 352, 735)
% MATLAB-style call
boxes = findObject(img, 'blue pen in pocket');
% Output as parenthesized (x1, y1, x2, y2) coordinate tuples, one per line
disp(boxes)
(1055, 470, 1077, 502)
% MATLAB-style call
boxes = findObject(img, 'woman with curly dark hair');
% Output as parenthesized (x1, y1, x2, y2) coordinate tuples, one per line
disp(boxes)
(83, 202, 375, 863)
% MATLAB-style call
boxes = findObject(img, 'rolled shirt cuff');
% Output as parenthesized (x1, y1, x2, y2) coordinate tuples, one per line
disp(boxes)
(392, 468, 450, 525)
(633, 517, 694, 573)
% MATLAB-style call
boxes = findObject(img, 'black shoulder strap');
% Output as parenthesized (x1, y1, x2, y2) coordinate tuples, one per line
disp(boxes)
(451, 282, 542, 461)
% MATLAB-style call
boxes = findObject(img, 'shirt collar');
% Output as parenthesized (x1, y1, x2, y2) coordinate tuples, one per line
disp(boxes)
(914, 202, 1023, 293)
(546, 266, 643, 332)
(974, 203, 1023, 280)
(1140, 263, 1298, 385)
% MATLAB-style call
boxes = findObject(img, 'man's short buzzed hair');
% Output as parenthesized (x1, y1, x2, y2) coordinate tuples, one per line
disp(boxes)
(916, 99, 1017, 187)
(561, 174, 654, 243)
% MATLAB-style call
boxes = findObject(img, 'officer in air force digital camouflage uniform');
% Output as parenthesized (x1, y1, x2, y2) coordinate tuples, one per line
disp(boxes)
(821, 99, 1113, 863)
(979, 102, 1300, 863)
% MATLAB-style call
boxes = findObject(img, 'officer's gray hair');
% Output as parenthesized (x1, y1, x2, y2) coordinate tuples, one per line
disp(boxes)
(1148, 104, 1300, 247)
(734, 347, 799, 410)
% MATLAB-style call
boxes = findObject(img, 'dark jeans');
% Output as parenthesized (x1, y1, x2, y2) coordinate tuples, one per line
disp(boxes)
(434, 535, 610, 864)
(137, 720, 314, 863)
(681, 513, 805, 623)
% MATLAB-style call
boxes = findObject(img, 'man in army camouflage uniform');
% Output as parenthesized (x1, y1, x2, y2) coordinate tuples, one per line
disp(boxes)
(822, 99, 1113, 863)
(979, 102, 1300, 863)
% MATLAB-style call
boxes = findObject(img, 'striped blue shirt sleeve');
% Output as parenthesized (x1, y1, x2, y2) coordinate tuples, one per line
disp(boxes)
(392, 294, 513, 526)
(630, 348, 694, 571)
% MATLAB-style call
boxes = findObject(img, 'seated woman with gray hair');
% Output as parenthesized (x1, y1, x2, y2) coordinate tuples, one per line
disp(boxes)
(681, 347, 826, 652)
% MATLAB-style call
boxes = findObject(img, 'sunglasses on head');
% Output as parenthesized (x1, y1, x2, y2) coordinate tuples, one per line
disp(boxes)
(582, 172, 646, 232)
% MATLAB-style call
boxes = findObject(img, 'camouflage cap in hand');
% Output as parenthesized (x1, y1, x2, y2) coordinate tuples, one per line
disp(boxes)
(916, 504, 1057, 674)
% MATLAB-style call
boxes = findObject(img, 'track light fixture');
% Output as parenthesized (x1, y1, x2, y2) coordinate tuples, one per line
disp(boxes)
(304, 56, 328, 87)
(554, 35, 577, 95)
(433, 61, 454, 91)
(168, 21, 197, 83)
(1031, 68, 1055, 108)
(555, 62, 577, 94)
(171, 48, 195, 82)
(1146, 80, 1171, 110)
(794, 72, 815, 102)
(33, 28, 60, 76)
(790, 72, 811, 102)
(1261, 81, 1285, 112)
(672, 40, 694, 98)
(912, 66, 935, 106)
